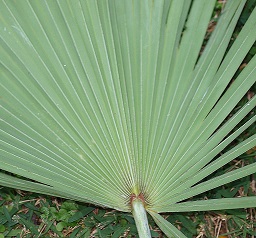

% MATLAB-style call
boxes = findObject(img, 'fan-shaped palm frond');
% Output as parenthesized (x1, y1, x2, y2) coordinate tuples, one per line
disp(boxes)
(0, 0, 255, 237)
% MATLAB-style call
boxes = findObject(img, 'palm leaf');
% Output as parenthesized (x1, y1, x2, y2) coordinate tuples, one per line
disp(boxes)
(0, 0, 255, 237)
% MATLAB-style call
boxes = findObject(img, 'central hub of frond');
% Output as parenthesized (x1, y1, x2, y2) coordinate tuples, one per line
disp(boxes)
(130, 193, 146, 207)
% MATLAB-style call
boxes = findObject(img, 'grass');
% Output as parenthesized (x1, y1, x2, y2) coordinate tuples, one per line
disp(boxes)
(0, 1, 255, 237)
(0, 189, 150, 238)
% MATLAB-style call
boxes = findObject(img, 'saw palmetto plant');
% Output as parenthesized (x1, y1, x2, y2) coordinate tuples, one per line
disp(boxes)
(0, 0, 256, 237)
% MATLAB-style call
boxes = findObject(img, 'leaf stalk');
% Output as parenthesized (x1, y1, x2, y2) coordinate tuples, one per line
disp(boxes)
(131, 193, 151, 238)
